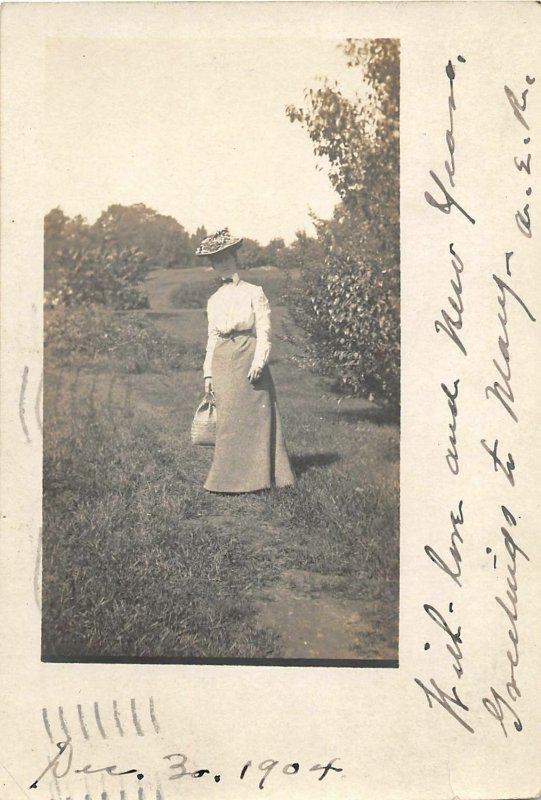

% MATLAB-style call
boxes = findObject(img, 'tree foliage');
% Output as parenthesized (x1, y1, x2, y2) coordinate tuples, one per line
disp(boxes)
(237, 237, 290, 269)
(44, 205, 215, 309)
(286, 39, 400, 406)
(237, 237, 265, 269)
(277, 229, 325, 272)
(93, 204, 206, 268)
(44, 209, 150, 309)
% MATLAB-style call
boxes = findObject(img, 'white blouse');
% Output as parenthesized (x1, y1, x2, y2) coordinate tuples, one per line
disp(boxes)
(203, 273, 272, 378)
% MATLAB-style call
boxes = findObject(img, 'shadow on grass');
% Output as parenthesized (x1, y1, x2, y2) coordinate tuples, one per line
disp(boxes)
(326, 405, 399, 426)
(290, 452, 341, 476)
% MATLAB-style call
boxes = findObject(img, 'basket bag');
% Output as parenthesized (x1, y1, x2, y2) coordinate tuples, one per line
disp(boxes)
(191, 391, 217, 446)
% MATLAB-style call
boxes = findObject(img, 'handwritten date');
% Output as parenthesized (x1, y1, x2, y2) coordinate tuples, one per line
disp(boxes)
(29, 740, 343, 791)
(166, 752, 342, 789)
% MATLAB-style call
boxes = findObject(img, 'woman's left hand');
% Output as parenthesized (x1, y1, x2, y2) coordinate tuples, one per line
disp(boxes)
(247, 365, 263, 383)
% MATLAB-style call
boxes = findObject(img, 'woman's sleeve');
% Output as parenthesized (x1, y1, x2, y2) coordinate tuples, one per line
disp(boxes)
(251, 286, 272, 371)
(203, 303, 220, 378)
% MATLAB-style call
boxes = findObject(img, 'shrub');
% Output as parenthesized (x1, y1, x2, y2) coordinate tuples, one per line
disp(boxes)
(287, 209, 399, 403)
(45, 242, 150, 310)
(45, 305, 201, 373)
(286, 39, 400, 407)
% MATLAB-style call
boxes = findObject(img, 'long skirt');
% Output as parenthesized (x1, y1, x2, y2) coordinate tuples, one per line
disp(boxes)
(205, 331, 296, 493)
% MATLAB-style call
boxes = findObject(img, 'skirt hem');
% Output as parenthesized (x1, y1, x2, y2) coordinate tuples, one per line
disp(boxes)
(204, 479, 295, 494)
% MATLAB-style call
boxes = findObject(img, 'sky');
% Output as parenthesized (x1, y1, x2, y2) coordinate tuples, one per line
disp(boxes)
(45, 37, 362, 244)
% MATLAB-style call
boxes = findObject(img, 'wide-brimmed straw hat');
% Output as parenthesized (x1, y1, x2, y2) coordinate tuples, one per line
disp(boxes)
(195, 228, 243, 257)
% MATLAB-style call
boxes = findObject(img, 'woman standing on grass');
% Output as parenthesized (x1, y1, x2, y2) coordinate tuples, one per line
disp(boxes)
(196, 228, 295, 493)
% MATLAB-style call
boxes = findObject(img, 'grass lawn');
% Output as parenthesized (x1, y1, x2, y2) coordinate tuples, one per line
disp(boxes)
(43, 272, 399, 662)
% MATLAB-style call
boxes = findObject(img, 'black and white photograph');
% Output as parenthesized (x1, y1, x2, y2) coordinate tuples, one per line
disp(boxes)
(42, 35, 400, 664)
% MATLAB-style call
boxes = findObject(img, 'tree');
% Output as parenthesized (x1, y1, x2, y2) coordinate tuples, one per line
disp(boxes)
(237, 238, 265, 269)
(277, 229, 325, 272)
(286, 39, 400, 406)
(261, 237, 286, 267)
(44, 208, 150, 309)
(190, 225, 209, 261)
(93, 203, 194, 268)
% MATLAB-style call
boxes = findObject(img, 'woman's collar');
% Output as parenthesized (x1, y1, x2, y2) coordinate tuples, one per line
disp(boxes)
(221, 271, 241, 286)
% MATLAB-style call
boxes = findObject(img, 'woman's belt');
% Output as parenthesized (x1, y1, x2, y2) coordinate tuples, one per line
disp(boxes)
(217, 328, 254, 339)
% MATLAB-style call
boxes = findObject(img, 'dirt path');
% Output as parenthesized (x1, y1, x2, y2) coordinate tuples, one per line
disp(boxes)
(127, 269, 399, 662)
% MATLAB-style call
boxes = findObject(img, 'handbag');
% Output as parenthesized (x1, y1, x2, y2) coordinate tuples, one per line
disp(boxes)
(191, 391, 217, 446)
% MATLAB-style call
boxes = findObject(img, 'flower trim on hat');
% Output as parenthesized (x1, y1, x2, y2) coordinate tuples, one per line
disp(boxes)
(195, 227, 243, 256)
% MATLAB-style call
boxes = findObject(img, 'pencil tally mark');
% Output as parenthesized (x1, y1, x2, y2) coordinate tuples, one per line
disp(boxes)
(46, 785, 163, 800)
(19, 365, 31, 443)
(42, 698, 161, 742)
(19, 366, 43, 443)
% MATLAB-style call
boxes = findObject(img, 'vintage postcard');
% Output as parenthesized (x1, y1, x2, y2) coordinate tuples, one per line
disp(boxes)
(1, 2, 540, 799)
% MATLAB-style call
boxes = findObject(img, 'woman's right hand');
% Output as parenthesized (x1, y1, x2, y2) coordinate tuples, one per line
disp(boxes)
(204, 377, 213, 395)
